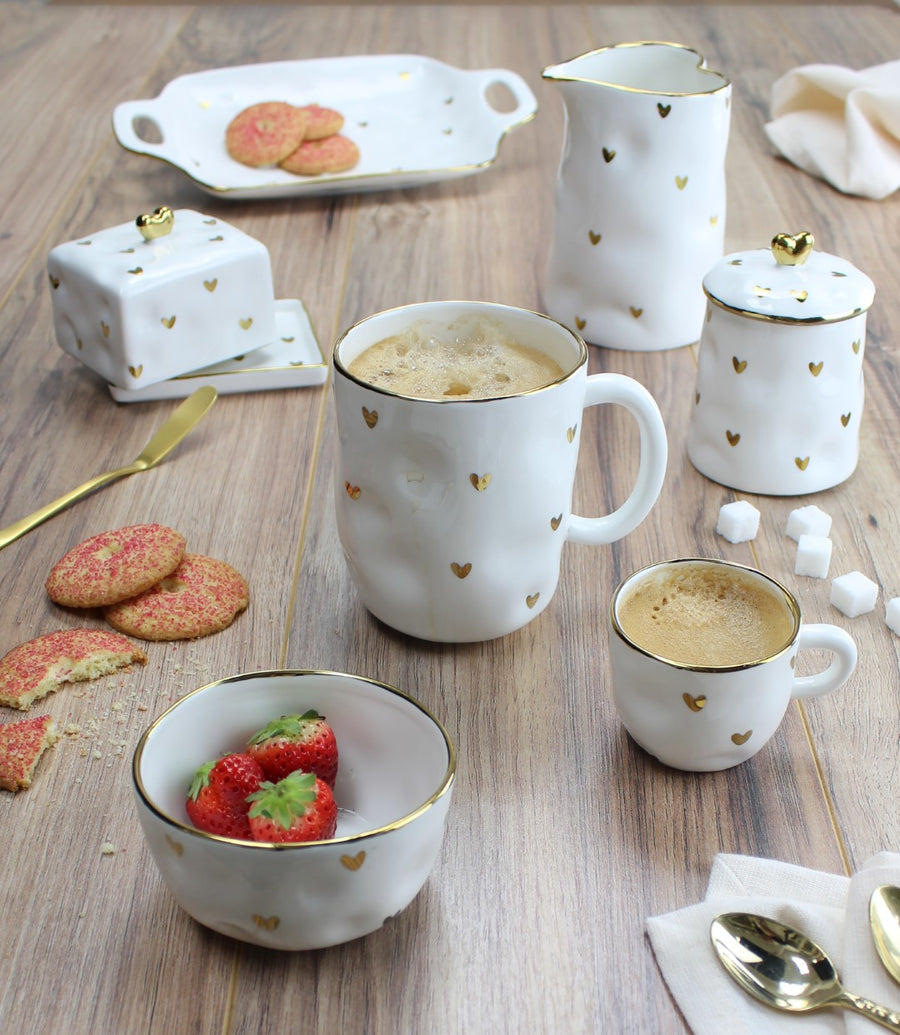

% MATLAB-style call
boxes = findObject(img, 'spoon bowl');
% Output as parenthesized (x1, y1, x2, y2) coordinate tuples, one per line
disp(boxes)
(711, 912, 900, 1031)
(871, 885, 900, 985)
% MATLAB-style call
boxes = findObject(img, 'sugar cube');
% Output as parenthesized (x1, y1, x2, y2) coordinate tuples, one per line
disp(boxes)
(716, 500, 760, 543)
(786, 505, 832, 541)
(886, 597, 900, 636)
(830, 571, 878, 617)
(794, 534, 832, 579)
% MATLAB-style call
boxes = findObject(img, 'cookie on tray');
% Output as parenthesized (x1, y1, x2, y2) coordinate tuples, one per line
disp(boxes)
(298, 104, 345, 141)
(103, 554, 249, 641)
(280, 134, 360, 176)
(0, 714, 59, 792)
(225, 102, 310, 167)
(46, 523, 186, 608)
(0, 629, 148, 711)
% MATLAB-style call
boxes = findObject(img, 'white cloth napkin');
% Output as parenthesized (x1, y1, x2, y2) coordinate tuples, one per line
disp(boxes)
(647, 852, 900, 1034)
(764, 60, 900, 199)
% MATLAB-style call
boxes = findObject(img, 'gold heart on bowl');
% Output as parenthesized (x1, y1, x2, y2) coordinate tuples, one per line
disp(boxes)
(128, 364, 144, 378)
(451, 561, 472, 579)
(683, 693, 707, 712)
(588, 230, 602, 245)
(841, 412, 851, 427)
(550, 514, 562, 531)
(341, 851, 366, 871)
(526, 592, 540, 609)
(657, 102, 671, 118)
(362, 407, 378, 428)
(575, 316, 586, 331)
(732, 357, 747, 374)
(469, 473, 491, 492)
(726, 430, 740, 447)
(239, 317, 253, 330)
(161, 315, 176, 329)
(344, 482, 361, 500)
(809, 360, 823, 376)
(795, 456, 810, 471)
(771, 230, 814, 266)
(602, 147, 615, 163)
(204, 279, 218, 292)
(731, 730, 752, 746)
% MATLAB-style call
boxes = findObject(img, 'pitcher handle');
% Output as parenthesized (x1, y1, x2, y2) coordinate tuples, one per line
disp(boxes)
(566, 374, 668, 546)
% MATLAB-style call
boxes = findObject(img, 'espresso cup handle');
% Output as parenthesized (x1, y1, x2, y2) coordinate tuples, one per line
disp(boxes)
(791, 623, 858, 700)
(566, 373, 668, 545)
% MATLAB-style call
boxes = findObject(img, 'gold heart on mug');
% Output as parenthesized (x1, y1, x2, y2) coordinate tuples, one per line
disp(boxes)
(341, 851, 366, 871)
(602, 147, 615, 163)
(469, 473, 491, 492)
(710, 215, 719, 226)
(526, 593, 540, 609)
(675, 175, 688, 190)
(165, 835, 183, 857)
(588, 229, 602, 245)
(161, 315, 176, 329)
(795, 456, 810, 470)
(128, 364, 143, 378)
(48, 273, 60, 289)
(100, 320, 110, 338)
(253, 915, 280, 931)
(362, 407, 378, 428)
(657, 102, 671, 118)
(451, 562, 472, 579)
(209, 234, 224, 242)
(731, 730, 752, 746)
(204, 278, 218, 292)
(809, 360, 823, 377)
(852, 339, 861, 354)
(629, 306, 643, 319)
(771, 231, 814, 266)
(239, 317, 253, 330)
(127, 267, 143, 276)
(732, 357, 747, 374)
(694, 391, 700, 404)
(566, 426, 577, 443)
(575, 316, 586, 331)
(683, 693, 706, 712)
(726, 430, 741, 447)
(344, 482, 361, 500)
(841, 412, 851, 427)
(550, 514, 562, 531)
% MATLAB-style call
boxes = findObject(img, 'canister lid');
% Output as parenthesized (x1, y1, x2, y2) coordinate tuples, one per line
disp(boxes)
(703, 232, 875, 324)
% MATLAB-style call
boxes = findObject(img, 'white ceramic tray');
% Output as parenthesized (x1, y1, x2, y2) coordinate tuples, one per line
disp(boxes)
(112, 54, 538, 199)
(108, 299, 327, 402)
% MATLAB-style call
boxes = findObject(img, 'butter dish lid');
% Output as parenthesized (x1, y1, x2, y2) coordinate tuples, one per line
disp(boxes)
(703, 231, 875, 324)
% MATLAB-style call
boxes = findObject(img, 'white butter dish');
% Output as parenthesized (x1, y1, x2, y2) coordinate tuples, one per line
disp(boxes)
(48, 207, 276, 390)
(108, 299, 326, 402)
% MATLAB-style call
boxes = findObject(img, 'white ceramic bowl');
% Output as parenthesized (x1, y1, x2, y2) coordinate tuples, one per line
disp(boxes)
(133, 670, 456, 950)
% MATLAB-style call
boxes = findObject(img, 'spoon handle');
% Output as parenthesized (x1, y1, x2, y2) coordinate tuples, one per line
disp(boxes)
(841, 990, 900, 1032)
(0, 464, 137, 550)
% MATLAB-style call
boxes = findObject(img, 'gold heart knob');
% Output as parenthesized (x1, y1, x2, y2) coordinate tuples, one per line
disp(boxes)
(451, 562, 472, 579)
(771, 231, 814, 266)
(469, 473, 491, 492)
(136, 205, 174, 241)
(362, 407, 378, 428)
(341, 851, 366, 871)
(731, 730, 752, 746)
(683, 693, 706, 712)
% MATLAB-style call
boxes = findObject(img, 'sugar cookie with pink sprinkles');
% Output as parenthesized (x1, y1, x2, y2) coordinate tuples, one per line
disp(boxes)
(0, 629, 148, 710)
(280, 134, 360, 176)
(46, 523, 186, 608)
(103, 554, 249, 641)
(225, 101, 310, 167)
(0, 714, 59, 792)
(298, 103, 345, 140)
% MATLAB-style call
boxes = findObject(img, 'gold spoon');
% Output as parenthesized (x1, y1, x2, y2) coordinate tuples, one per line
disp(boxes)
(872, 886, 900, 985)
(0, 385, 218, 550)
(711, 912, 900, 1031)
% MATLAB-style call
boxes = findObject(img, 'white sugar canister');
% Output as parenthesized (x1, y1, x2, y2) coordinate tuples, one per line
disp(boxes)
(686, 232, 875, 495)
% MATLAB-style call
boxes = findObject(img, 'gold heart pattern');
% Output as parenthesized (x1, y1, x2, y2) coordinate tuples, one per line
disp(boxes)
(657, 102, 671, 118)
(575, 316, 586, 331)
(362, 407, 378, 429)
(344, 482, 361, 500)
(100, 320, 110, 338)
(726, 430, 740, 447)
(550, 515, 562, 531)
(731, 730, 752, 746)
(809, 361, 823, 377)
(526, 593, 540, 609)
(732, 357, 747, 374)
(161, 315, 176, 329)
(49, 273, 60, 289)
(164, 835, 183, 857)
(566, 426, 577, 443)
(341, 851, 366, 871)
(239, 317, 253, 330)
(629, 306, 643, 319)
(469, 473, 491, 492)
(602, 147, 615, 163)
(204, 279, 218, 292)
(253, 915, 280, 931)
(675, 175, 688, 190)
(852, 339, 861, 354)
(683, 693, 706, 712)
(129, 365, 143, 378)
(451, 562, 472, 579)
(795, 456, 810, 470)
(792, 290, 809, 303)
(588, 230, 602, 245)
(841, 413, 851, 427)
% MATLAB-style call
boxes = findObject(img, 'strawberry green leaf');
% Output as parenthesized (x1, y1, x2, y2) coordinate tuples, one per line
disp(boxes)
(188, 759, 216, 800)
(247, 711, 323, 746)
(246, 770, 318, 830)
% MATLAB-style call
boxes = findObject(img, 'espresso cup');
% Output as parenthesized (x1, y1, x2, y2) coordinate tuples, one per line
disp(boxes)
(332, 300, 668, 642)
(608, 558, 857, 770)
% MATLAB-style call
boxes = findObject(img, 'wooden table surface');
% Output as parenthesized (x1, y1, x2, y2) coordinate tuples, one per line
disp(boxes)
(2, 3, 899, 1032)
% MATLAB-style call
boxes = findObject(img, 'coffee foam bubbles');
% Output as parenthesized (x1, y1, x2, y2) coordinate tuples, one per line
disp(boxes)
(346, 316, 565, 400)
(616, 562, 796, 667)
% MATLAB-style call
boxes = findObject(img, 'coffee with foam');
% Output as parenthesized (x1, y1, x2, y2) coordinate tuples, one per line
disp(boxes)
(346, 317, 566, 400)
(616, 560, 795, 667)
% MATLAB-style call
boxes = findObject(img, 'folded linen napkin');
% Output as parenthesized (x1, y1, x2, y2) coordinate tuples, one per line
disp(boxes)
(647, 852, 900, 1034)
(765, 60, 900, 199)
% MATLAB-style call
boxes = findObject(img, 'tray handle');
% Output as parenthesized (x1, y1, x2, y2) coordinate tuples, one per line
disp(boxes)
(470, 69, 538, 132)
(112, 99, 171, 158)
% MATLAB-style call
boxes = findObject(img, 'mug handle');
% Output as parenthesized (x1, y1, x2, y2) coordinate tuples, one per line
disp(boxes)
(790, 623, 858, 700)
(566, 373, 668, 545)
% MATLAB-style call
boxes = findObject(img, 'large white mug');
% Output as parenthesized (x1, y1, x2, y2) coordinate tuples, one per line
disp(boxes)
(608, 558, 857, 770)
(332, 300, 668, 642)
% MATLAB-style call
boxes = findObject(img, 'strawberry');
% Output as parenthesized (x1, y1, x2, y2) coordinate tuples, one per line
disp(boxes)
(185, 752, 264, 839)
(247, 710, 339, 787)
(246, 770, 338, 843)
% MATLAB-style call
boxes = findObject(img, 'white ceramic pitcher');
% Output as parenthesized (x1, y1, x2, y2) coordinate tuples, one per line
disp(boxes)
(543, 42, 731, 351)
